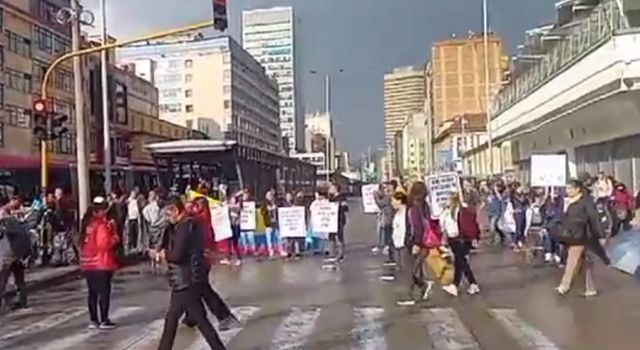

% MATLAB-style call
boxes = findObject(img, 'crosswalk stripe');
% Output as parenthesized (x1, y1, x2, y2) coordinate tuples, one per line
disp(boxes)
(269, 307, 321, 350)
(185, 306, 260, 350)
(112, 318, 165, 350)
(34, 306, 143, 350)
(352, 307, 387, 350)
(489, 309, 561, 350)
(423, 308, 481, 350)
(0, 307, 86, 343)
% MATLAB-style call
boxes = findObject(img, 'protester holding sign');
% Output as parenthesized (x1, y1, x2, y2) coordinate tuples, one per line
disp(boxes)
(226, 195, 243, 265)
(310, 186, 337, 255)
(327, 184, 349, 262)
(375, 183, 396, 264)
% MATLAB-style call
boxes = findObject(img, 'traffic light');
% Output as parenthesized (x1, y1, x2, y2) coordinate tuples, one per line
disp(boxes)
(32, 98, 49, 141)
(50, 114, 68, 140)
(212, 0, 228, 32)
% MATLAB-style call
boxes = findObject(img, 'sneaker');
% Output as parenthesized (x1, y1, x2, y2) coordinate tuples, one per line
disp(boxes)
(467, 284, 480, 295)
(382, 246, 389, 256)
(220, 258, 231, 265)
(233, 260, 243, 266)
(442, 284, 459, 297)
(88, 322, 99, 330)
(396, 300, 417, 306)
(581, 290, 598, 298)
(218, 315, 241, 331)
(99, 321, 117, 330)
(379, 275, 395, 282)
(555, 285, 569, 296)
(422, 281, 434, 300)
(544, 252, 552, 262)
(324, 257, 337, 263)
(371, 247, 380, 254)
(382, 261, 397, 267)
(553, 254, 562, 264)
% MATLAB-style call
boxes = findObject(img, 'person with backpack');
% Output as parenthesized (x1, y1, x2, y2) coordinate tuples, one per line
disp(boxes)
(439, 192, 481, 297)
(0, 215, 32, 311)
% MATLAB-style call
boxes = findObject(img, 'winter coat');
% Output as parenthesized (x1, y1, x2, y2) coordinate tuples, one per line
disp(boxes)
(80, 217, 120, 271)
(0, 217, 31, 266)
(374, 192, 394, 226)
(165, 217, 207, 291)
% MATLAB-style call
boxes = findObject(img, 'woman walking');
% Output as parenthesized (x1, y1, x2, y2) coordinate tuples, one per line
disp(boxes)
(80, 196, 120, 329)
(556, 179, 610, 297)
(440, 192, 480, 296)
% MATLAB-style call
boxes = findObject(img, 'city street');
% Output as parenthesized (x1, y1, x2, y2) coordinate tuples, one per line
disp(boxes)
(1, 201, 639, 350)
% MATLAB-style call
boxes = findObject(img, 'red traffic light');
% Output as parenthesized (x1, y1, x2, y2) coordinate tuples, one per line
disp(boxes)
(33, 99, 49, 113)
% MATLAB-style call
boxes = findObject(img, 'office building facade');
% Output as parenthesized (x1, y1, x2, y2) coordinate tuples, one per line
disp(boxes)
(242, 6, 302, 153)
(118, 36, 281, 153)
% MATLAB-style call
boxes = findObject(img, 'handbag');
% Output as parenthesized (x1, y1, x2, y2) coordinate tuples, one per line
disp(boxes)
(425, 248, 453, 285)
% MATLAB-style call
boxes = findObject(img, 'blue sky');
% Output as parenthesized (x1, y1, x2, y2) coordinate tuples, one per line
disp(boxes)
(83, 0, 557, 155)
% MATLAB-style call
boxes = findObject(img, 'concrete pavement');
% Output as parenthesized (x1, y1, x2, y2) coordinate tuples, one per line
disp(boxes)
(0, 200, 639, 350)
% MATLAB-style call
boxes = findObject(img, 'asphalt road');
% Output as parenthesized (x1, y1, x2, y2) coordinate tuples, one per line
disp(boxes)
(1, 198, 639, 350)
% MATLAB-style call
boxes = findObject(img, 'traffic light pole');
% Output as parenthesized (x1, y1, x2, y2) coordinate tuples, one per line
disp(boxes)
(39, 19, 214, 206)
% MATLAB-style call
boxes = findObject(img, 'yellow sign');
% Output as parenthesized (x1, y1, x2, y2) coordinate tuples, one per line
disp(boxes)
(187, 190, 221, 207)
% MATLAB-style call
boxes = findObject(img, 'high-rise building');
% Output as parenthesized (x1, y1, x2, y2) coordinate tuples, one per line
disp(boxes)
(431, 34, 509, 126)
(383, 66, 426, 175)
(118, 36, 281, 154)
(242, 6, 303, 153)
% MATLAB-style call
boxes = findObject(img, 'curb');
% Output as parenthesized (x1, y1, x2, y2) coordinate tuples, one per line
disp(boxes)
(3, 253, 147, 300)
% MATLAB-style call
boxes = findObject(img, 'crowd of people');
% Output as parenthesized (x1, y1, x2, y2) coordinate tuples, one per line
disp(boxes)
(369, 170, 637, 304)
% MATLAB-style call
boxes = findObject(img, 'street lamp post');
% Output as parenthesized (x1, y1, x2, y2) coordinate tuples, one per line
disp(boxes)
(310, 70, 343, 183)
(482, 0, 495, 174)
(100, 0, 112, 195)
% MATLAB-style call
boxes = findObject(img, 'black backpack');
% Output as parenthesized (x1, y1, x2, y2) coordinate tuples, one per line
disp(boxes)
(0, 217, 32, 260)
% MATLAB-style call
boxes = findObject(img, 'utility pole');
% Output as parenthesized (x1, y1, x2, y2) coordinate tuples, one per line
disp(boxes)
(482, 0, 495, 175)
(324, 74, 331, 183)
(100, 0, 112, 194)
(71, 0, 89, 216)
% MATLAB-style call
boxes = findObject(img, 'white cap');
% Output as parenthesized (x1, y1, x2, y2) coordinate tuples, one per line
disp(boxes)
(92, 196, 106, 205)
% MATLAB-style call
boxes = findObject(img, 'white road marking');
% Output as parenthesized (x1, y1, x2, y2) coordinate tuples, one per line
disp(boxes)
(0, 307, 86, 342)
(112, 318, 165, 350)
(33, 306, 143, 350)
(352, 307, 388, 350)
(489, 309, 561, 350)
(269, 307, 321, 350)
(423, 308, 481, 350)
(185, 306, 260, 350)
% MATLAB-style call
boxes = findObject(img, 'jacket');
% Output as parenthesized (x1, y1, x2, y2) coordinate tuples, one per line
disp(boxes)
(612, 188, 633, 211)
(408, 204, 431, 247)
(80, 217, 120, 271)
(331, 194, 349, 232)
(374, 192, 394, 226)
(165, 216, 207, 291)
(439, 206, 480, 241)
(561, 195, 610, 264)
(191, 208, 215, 267)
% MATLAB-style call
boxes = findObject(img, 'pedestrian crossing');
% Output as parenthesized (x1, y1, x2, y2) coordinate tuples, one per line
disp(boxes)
(0, 303, 565, 350)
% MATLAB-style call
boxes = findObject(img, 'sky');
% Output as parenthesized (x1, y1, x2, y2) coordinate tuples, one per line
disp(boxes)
(82, 0, 558, 156)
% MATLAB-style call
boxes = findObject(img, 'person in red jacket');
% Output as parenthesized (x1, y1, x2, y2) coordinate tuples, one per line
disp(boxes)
(79, 196, 120, 330)
(611, 182, 634, 236)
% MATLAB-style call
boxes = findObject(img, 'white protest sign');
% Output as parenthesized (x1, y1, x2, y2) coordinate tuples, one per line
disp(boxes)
(426, 172, 461, 218)
(210, 205, 233, 242)
(278, 206, 307, 238)
(240, 201, 256, 231)
(361, 184, 379, 214)
(531, 154, 567, 187)
(311, 201, 339, 238)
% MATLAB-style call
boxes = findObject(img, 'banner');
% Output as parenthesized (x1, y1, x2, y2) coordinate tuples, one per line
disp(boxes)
(210, 205, 233, 242)
(187, 190, 221, 207)
(240, 201, 256, 231)
(531, 154, 567, 187)
(426, 172, 461, 218)
(278, 206, 307, 238)
(311, 201, 338, 236)
(361, 184, 379, 214)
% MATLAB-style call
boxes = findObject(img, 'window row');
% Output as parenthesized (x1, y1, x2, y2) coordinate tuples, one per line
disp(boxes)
(6, 30, 31, 57)
(33, 25, 71, 55)
(6, 68, 32, 94)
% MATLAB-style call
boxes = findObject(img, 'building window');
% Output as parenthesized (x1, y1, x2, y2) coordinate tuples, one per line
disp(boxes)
(54, 69, 73, 93)
(223, 100, 230, 109)
(34, 26, 53, 53)
(6, 69, 32, 93)
(0, 122, 4, 147)
(185, 74, 193, 83)
(223, 69, 230, 82)
(159, 103, 182, 113)
(184, 59, 193, 68)
(223, 85, 230, 94)
(53, 35, 70, 54)
(161, 87, 181, 98)
(6, 31, 31, 57)
(6, 104, 31, 128)
(33, 60, 47, 84)
(185, 104, 193, 113)
(185, 89, 192, 98)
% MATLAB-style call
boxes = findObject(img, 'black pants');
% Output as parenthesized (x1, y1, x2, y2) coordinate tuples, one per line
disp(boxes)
(450, 239, 477, 286)
(85, 270, 113, 323)
(127, 219, 139, 251)
(227, 225, 242, 259)
(0, 261, 27, 310)
(382, 225, 394, 261)
(158, 287, 226, 350)
(184, 276, 232, 324)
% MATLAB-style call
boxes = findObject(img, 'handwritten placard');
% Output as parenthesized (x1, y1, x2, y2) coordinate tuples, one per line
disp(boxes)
(361, 184, 379, 214)
(531, 154, 566, 187)
(210, 205, 233, 242)
(311, 201, 339, 236)
(240, 201, 256, 231)
(278, 206, 307, 238)
(426, 172, 461, 218)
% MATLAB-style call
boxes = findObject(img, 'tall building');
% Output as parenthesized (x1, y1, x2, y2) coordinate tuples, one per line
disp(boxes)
(118, 36, 281, 153)
(242, 6, 303, 153)
(303, 112, 335, 173)
(383, 66, 426, 175)
(431, 34, 509, 126)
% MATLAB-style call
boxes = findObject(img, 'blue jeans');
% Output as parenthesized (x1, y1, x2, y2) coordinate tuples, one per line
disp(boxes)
(541, 229, 559, 255)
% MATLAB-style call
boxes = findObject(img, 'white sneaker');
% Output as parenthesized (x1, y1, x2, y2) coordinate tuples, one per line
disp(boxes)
(467, 284, 480, 295)
(544, 252, 552, 263)
(396, 300, 416, 306)
(422, 281, 434, 300)
(371, 247, 380, 254)
(220, 258, 230, 265)
(379, 275, 395, 282)
(442, 284, 459, 297)
(324, 257, 337, 263)
(233, 260, 243, 266)
(382, 246, 389, 256)
(553, 254, 562, 264)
